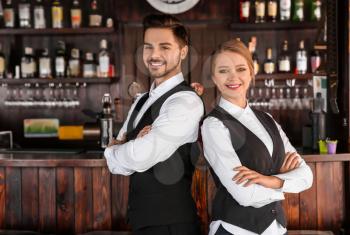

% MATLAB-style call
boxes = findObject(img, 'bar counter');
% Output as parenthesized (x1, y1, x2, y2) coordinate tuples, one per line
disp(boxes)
(0, 152, 348, 234)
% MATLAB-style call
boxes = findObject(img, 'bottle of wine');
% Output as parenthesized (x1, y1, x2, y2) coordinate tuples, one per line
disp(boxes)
(264, 48, 275, 74)
(292, 0, 304, 22)
(71, 0, 82, 28)
(239, 0, 251, 23)
(267, 0, 278, 22)
(255, 0, 266, 23)
(52, 0, 64, 28)
(296, 40, 307, 74)
(34, 0, 46, 29)
(279, 0, 291, 21)
(278, 40, 291, 73)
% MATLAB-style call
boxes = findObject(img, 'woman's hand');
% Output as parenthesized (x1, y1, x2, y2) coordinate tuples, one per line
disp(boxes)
(191, 82, 204, 96)
(233, 166, 284, 189)
(279, 152, 301, 174)
(137, 125, 152, 138)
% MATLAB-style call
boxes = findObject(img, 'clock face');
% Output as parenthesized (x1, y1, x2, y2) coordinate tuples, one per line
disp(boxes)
(146, 0, 200, 14)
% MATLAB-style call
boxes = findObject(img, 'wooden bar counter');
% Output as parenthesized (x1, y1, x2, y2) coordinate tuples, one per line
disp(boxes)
(0, 152, 349, 235)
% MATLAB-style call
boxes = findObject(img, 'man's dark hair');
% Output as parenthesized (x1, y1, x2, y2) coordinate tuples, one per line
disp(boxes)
(143, 14, 189, 47)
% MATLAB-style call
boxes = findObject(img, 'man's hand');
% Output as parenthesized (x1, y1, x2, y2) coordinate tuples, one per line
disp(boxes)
(279, 152, 301, 174)
(233, 166, 284, 189)
(107, 134, 126, 147)
(191, 82, 204, 96)
(137, 125, 152, 138)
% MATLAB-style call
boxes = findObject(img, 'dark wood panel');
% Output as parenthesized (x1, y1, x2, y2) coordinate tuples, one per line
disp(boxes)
(0, 168, 5, 229)
(92, 167, 112, 230)
(283, 193, 300, 229)
(56, 167, 75, 234)
(74, 168, 93, 234)
(111, 175, 129, 230)
(299, 163, 317, 229)
(5, 167, 21, 229)
(206, 168, 216, 220)
(21, 168, 39, 231)
(38, 168, 56, 233)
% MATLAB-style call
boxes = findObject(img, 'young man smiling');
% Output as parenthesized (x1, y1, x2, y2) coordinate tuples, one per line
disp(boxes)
(104, 14, 204, 235)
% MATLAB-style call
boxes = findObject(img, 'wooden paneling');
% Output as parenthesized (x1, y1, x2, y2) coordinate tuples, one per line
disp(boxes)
(0, 168, 5, 229)
(111, 175, 129, 231)
(5, 167, 21, 229)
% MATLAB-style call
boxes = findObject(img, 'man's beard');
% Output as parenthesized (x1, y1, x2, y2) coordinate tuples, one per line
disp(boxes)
(147, 56, 181, 79)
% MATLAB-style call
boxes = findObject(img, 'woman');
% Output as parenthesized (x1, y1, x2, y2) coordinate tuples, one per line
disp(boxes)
(201, 39, 313, 235)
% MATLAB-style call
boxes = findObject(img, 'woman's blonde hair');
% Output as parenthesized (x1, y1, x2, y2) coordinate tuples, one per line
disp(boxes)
(211, 39, 254, 81)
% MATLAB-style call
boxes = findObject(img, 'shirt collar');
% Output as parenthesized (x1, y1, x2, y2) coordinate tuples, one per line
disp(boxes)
(218, 97, 252, 119)
(149, 72, 184, 98)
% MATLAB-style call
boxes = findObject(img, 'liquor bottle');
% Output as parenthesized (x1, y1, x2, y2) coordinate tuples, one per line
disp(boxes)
(0, 1, 3, 28)
(0, 43, 5, 79)
(71, 0, 82, 28)
(18, 0, 31, 28)
(292, 0, 304, 22)
(55, 41, 66, 77)
(264, 48, 275, 74)
(52, 0, 63, 29)
(310, 0, 321, 21)
(21, 47, 36, 78)
(34, 0, 46, 29)
(39, 49, 52, 78)
(68, 48, 81, 77)
(98, 39, 110, 78)
(255, 0, 265, 23)
(278, 40, 291, 73)
(239, 0, 250, 23)
(249, 36, 259, 75)
(3, 0, 15, 28)
(89, 0, 102, 27)
(83, 52, 96, 77)
(296, 40, 307, 74)
(267, 0, 278, 22)
(310, 49, 321, 73)
(100, 93, 113, 148)
(279, 0, 291, 21)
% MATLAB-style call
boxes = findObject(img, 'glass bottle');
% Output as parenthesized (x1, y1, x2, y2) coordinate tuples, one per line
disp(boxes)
(98, 39, 110, 78)
(18, 0, 31, 28)
(55, 41, 66, 78)
(34, 0, 46, 29)
(310, 0, 321, 22)
(264, 48, 275, 74)
(71, 0, 82, 28)
(249, 36, 259, 75)
(278, 40, 291, 73)
(39, 49, 52, 78)
(52, 0, 63, 29)
(279, 0, 291, 21)
(68, 48, 81, 77)
(0, 43, 5, 79)
(21, 47, 36, 78)
(296, 40, 307, 74)
(292, 0, 304, 22)
(89, 0, 102, 27)
(255, 0, 265, 23)
(100, 93, 113, 149)
(267, 0, 278, 22)
(239, 0, 251, 23)
(310, 49, 321, 73)
(83, 52, 96, 77)
(3, 0, 15, 28)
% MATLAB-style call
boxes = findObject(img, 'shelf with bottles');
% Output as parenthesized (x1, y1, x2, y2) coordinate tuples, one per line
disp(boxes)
(236, 0, 323, 30)
(255, 73, 313, 80)
(0, 77, 119, 85)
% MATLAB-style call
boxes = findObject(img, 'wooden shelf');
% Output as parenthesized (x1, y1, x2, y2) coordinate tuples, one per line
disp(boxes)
(255, 73, 313, 80)
(0, 27, 115, 35)
(0, 77, 118, 85)
(230, 21, 320, 31)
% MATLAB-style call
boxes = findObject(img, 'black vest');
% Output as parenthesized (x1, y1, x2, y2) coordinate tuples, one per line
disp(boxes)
(207, 106, 287, 234)
(126, 81, 202, 230)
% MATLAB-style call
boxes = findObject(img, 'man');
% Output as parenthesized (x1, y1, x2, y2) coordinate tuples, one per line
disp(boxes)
(104, 14, 204, 235)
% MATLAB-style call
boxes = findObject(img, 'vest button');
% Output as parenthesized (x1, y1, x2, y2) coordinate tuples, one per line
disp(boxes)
(271, 209, 276, 214)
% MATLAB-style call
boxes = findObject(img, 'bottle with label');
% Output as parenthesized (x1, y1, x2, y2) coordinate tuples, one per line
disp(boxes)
(71, 0, 82, 28)
(0, 43, 5, 79)
(3, 0, 15, 28)
(98, 39, 110, 78)
(21, 47, 36, 78)
(296, 40, 307, 74)
(83, 52, 96, 77)
(52, 0, 63, 29)
(279, 0, 291, 21)
(68, 48, 81, 77)
(89, 0, 102, 27)
(39, 49, 52, 78)
(100, 93, 113, 149)
(255, 0, 266, 23)
(264, 48, 275, 74)
(34, 0, 46, 29)
(278, 40, 291, 73)
(18, 0, 31, 28)
(310, 49, 321, 73)
(239, 0, 250, 23)
(55, 41, 66, 77)
(267, 0, 278, 22)
(249, 36, 259, 75)
(310, 0, 321, 21)
(292, 0, 304, 22)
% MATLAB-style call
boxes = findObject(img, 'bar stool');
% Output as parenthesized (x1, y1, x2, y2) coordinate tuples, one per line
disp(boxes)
(288, 230, 334, 235)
